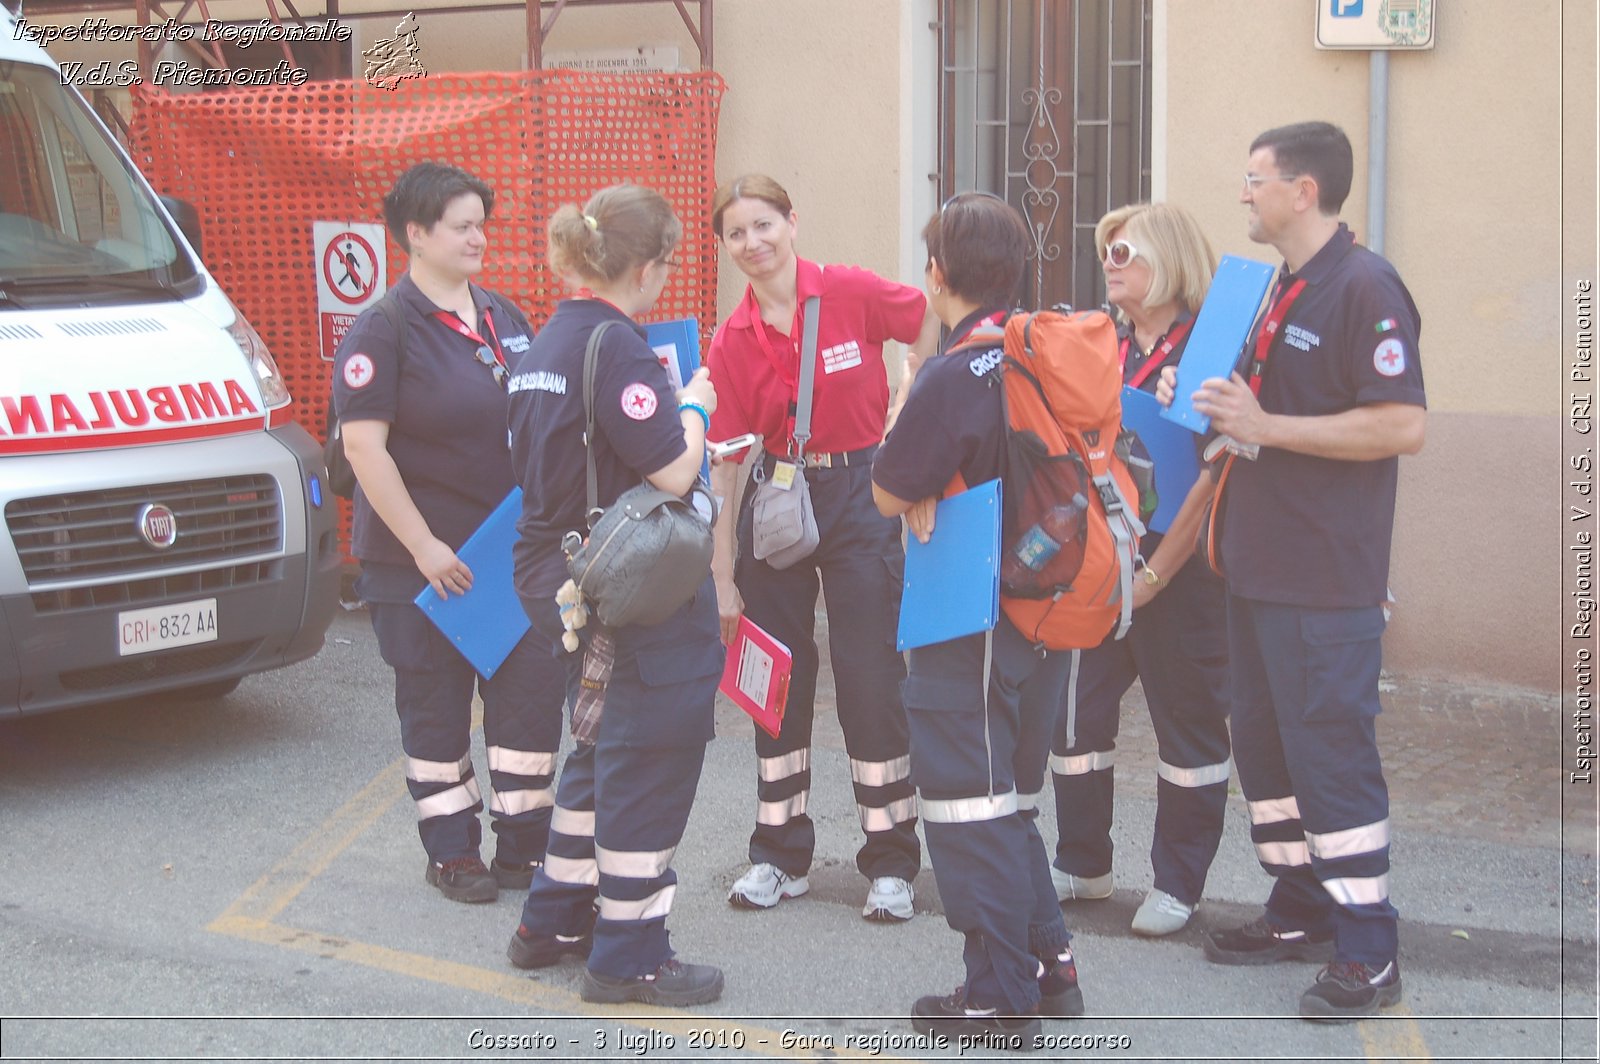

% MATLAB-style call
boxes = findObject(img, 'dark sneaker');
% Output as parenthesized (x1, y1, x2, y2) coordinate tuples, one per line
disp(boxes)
(911, 987, 1041, 1052)
(491, 858, 540, 891)
(580, 958, 724, 1006)
(1204, 916, 1334, 966)
(424, 856, 497, 903)
(1299, 960, 1403, 1022)
(506, 923, 592, 969)
(1037, 951, 1085, 1018)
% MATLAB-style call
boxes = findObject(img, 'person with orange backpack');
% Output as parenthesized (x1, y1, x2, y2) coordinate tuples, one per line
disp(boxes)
(1048, 202, 1233, 939)
(872, 191, 1121, 1048)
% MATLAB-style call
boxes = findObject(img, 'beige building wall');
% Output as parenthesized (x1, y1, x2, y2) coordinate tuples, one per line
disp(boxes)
(389, 0, 927, 319)
(1162, 0, 1594, 690)
(33, 0, 1592, 690)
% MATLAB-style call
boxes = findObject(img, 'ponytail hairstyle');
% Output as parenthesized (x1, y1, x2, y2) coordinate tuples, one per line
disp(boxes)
(548, 183, 682, 285)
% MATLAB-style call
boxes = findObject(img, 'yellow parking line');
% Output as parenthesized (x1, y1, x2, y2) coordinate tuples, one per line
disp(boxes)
(1359, 1003, 1432, 1061)
(210, 913, 897, 1060)
(209, 757, 408, 926)
(206, 744, 927, 1061)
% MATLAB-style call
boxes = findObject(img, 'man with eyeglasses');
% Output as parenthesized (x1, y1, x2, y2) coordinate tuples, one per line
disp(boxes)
(1157, 121, 1426, 1021)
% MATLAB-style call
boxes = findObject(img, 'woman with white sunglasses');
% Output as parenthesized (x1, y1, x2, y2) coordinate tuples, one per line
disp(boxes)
(1047, 202, 1233, 938)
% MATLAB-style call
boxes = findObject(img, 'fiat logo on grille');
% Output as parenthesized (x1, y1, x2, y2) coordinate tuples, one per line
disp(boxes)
(136, 503, 178, 549)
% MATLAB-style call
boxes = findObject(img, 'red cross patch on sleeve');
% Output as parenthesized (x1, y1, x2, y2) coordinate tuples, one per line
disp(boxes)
(620, 382, 659, 420)
(1373, 338, 1406, 377)
(343, 353, 375, 389)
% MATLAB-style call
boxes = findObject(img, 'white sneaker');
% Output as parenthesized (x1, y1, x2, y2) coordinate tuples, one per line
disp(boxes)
(727, 862, 809, 909)
(1051, 866, 1113, 902)
(862, 876, 915, 922)
(1131, 889, 1196, 936)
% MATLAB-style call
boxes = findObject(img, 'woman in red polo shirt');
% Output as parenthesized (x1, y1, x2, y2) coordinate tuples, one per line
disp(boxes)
(707, 173, 936, 922)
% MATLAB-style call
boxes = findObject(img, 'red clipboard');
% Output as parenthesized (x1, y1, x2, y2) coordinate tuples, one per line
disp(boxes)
(719, 616, 793, 739)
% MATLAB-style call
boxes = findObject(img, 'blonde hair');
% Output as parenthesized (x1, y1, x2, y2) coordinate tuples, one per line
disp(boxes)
(1093, 202, 1216, 316)
(548, 184, 682, 285)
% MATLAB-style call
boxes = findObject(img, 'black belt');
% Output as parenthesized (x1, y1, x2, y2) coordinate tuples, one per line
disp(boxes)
(762, 444, 878, 472)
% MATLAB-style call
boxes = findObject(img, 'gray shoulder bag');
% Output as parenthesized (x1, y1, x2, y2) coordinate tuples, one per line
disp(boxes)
(562, 320, 716, 628)
(749, 294, 822, 570)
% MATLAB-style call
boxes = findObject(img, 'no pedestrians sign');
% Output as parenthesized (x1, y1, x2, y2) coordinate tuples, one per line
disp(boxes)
(315, 221, 388, 360)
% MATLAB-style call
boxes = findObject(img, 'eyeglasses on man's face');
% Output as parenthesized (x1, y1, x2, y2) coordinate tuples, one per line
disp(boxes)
(474, 344, 508, 390)
(1242, 172, 1302, 191)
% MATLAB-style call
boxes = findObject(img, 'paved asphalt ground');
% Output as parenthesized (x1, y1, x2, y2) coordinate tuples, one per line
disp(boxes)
(0, 605, 1595, 1063)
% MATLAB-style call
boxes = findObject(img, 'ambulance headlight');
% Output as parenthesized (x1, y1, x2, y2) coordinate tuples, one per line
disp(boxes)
(226, 303, 292, 409)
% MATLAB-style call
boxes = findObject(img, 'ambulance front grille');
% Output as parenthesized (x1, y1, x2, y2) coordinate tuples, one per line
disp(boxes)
(6, 475, 284, 603)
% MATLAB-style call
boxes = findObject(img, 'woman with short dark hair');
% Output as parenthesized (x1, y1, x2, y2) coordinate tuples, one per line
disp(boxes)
(333, 161, 558, 905)
(871, 192, 1085, 1045)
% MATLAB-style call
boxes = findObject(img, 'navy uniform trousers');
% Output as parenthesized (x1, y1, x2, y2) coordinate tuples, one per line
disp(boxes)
(904, 618, 1074, 1013)
(1227, 594, 1399, 966)
(1051, 551, 1231, 904)
(369, 601, 563, 868)
(517, 580, 722, 978)
(733, 453, 921, 883)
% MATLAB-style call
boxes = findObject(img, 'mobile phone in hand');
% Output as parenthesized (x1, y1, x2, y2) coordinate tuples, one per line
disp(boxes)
(706, 433, 758, 459)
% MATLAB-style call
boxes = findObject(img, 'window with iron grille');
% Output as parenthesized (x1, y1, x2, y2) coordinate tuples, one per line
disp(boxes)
(938, 0, 1152, 311)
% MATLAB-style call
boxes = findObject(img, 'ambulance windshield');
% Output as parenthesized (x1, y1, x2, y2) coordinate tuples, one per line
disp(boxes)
(0, 66, 200, 300)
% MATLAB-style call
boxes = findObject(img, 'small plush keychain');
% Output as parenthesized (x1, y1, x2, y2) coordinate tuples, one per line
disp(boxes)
(554, 578, 589, 653)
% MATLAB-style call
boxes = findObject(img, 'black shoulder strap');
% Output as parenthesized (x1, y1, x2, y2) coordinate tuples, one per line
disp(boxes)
(582, 320, 621, 529)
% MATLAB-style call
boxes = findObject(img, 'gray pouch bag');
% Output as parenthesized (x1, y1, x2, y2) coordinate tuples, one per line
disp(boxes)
(748, 293, 822, 571)
(563, 322, 716, 627)
(750, 465, 819, 569)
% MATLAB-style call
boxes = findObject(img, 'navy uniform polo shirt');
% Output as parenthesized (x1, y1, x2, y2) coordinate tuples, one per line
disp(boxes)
(1219, 224, 1426, 609)
(872, 307, 1007, 506)
(331, 273, 534, 599)
(507, 299, 688, 601)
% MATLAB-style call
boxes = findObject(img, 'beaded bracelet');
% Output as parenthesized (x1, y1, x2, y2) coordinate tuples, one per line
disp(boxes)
(678, 399, 710, 433)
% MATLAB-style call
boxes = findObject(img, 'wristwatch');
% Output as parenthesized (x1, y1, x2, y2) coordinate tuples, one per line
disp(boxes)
(1140, 565, 1167, 589)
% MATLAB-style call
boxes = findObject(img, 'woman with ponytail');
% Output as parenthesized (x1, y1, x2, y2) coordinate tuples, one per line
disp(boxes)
(503, 183, 724, 1007)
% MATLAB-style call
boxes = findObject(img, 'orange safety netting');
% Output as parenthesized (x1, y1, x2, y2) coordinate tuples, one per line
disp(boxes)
(127, 70, 725, 554)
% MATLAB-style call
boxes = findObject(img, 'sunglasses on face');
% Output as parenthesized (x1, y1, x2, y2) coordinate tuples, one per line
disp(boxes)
(474, 344, 508, 390)
(1103, 239, 1140, 270)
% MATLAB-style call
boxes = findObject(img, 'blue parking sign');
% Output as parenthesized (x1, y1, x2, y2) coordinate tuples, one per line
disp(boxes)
(1331, 0, 1363, 16)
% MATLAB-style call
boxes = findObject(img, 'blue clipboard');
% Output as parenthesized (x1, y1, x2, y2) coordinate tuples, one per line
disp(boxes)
(644, 317, 700, 388)
(1160, 254, 1277, 434)
(646, 317, 706, 478)
(1121, 386, 1200, 534)
(414, 488, 528, 679)
(896, 479, 1002, 651)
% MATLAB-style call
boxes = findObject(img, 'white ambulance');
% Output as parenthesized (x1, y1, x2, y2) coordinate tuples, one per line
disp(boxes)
(0, 7, 340, 716)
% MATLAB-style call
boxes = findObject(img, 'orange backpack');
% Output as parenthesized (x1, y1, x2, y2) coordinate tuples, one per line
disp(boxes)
(949, 309, 1147, 650)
